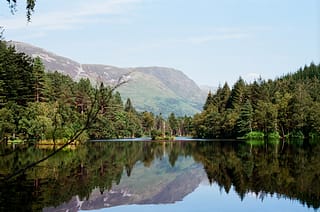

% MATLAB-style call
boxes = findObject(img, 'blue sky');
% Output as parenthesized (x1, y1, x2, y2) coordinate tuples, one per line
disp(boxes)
(1, 0, 319, 86)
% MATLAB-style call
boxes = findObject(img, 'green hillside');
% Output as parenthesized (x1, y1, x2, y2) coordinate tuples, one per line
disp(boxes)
(117, 71, 202, 116)
(10, 41, 206, 116)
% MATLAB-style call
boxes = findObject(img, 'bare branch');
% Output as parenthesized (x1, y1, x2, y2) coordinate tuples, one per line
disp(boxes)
(2, 75, 129, 181)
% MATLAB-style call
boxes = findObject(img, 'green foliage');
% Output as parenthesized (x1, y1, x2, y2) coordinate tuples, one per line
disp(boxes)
(0, 107, 15, 138)
(0, 42, 200, 141)
(193, 63, 320, 139)
(290, 131, 305, 139)
(141, 111, 155, 136)
(117, 71, 202, 117)
(236, 99, 253, 136)
(203, 91, 214, 110)
(0, 42, 147, 141)
(1, 140, 320, 211)
(267, 131, 281, 140)
(151, 129, 162, 140)
(124, 98, 135, 113)
(168, 112, 178, 136)
(0, 43, 36, 106)
(244, 131, 264, 139)
(227, 77, 246, 109)
(33, 57, 46, 102)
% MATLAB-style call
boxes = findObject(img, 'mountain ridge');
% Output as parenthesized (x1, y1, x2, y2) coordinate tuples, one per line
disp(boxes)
(8, 40, 206, 116)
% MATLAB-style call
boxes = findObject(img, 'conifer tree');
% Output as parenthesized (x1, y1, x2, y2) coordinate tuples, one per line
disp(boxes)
(227, 77, 246, 109)
(236, 99, 253, 135)
(203, 91, 214, 110)
(141, 111, 154, 136)
(0, 44, 35, 106)
(168, 112, 178, 136)
(76, 78, 93, 114)
(124, 98, 135, 113)
(32, 57, 45, 102)
(215, 82, 231, 112)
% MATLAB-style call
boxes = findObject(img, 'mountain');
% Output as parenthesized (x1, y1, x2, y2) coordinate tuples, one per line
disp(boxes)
(43, 156, 207, 211)
(8, 41, 206, 116)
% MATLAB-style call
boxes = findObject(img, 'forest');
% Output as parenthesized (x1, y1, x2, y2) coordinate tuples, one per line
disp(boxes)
(193, 63, 320, 139)
(0, 40, 319, 142)
(1, 141, 319, 211)
(0, 41, 191, 143)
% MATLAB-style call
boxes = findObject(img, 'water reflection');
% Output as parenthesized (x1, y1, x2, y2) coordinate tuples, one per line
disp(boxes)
(44, 156, 205, 211)
(0, 140, 319, 211)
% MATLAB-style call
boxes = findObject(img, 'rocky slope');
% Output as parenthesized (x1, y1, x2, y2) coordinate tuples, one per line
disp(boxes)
(43, 156, 207, 211)
(9, 41, 206, 116)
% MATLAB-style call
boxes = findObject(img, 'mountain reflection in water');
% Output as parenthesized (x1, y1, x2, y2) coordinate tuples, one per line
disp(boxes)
(0, 140, 319, 211)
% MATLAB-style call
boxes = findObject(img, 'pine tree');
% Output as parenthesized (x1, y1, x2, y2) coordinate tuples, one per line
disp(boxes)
(0, 41, 6, 106)
(227, 77, 246, 109)
(215, 82, 231, 112)
(236, 99, 253, 135)
(168, 112, 178, 136)
(203, 91, 215, 110)
(289, 83, 312, 135)
(0, 44, 35, 106)
(124, 98, 135, 113)
(76, 78, 93, 114)
(112, 91, 123, 107)
(32, 57, 46, 102)
(141, 111, 154, 136)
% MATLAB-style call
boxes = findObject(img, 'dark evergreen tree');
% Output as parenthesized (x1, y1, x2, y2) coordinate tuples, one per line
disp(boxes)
(168, 112, 178, 136)
(227, 77, 246, 109)
(288, 83, 312, 136)
(76, 78, 93, 114)
(32, 57, 46, 102)
(124, 98, 135, 113)
(141, 111, 154, 136)
(203, 91, 215, 110)
(193, 63, 320, 139)
(0, 43, 35, 106)
(214, 82, 231, 112)
(236, 99, 253, 136)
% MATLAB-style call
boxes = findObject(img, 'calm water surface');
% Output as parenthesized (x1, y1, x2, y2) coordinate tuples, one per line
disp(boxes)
(0, 139, 319, 211)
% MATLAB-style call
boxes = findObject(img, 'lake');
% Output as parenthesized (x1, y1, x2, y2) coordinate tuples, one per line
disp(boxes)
(0, 139, 319, 211)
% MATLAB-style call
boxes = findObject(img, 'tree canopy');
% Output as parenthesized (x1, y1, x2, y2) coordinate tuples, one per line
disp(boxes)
(0, 41, 194, 142)
(193, 63, 320, 139)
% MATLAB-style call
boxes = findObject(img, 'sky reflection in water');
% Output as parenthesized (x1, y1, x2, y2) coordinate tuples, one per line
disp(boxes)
(77, 141, 316, 212)
(82, 181, 313, 212)
(2, 139, 318, 212)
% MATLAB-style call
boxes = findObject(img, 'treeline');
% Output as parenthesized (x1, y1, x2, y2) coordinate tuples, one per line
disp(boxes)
(2, 40, 318, 141)
(193, 63, 320, 139)
(0, 41, 192, 142)
(193, 141, 320, 209)
(1, 141, 319, 211)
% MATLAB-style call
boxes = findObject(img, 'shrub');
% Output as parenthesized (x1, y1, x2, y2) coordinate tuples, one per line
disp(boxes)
(268, 131, 281, 139)
(244, 131, 264, 139)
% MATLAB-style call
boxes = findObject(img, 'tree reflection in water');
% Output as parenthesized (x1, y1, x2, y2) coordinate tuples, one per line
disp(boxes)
(0, 140, 319, 211)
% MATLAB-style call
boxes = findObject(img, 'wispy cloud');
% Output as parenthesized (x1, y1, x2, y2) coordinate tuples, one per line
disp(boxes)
(2, 0, 144, 31)
(126, 28, 254, 52)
